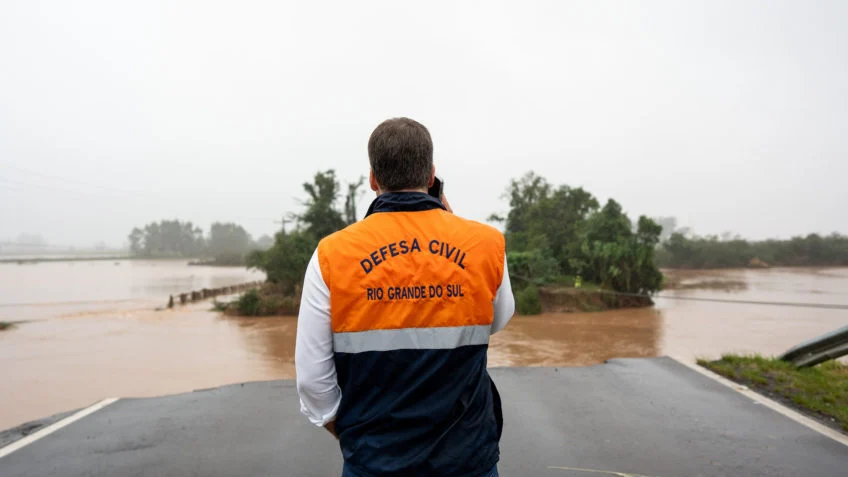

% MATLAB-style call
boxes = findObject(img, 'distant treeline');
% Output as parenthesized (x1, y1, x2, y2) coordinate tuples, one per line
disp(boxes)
(128, 220, 273, 264)
(655, 233, 848, 269)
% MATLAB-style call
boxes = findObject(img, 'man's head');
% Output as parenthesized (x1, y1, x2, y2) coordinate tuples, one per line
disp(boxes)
(368, 117, 435, 194)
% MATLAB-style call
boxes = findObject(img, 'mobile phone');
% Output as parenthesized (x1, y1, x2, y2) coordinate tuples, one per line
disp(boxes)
(428, 176, 444, 199)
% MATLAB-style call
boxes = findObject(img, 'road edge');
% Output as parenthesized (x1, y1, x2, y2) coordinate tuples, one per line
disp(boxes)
(670, 357, 848, 448)
(0, 398, 119, 459)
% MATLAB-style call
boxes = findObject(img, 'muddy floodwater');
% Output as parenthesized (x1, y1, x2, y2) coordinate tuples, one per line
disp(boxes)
(1, 261, 847, 430)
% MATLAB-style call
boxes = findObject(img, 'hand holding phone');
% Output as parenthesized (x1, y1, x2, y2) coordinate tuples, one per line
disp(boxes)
(428, 176, 444, 200)
(428, 176, 452, 213)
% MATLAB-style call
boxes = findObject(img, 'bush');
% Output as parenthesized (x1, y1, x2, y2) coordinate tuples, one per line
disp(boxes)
(260, 294, 300, 315)
(248, 231, 316, 295)
(507, 248, 560, 288)
(236, 289, 263, 316)
(228, 287, 300, 316)
(515, 285, 542, 315)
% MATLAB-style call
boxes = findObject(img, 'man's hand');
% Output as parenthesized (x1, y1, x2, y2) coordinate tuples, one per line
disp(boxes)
(441, 194, 453, 214)
(324, 421, 339, 439)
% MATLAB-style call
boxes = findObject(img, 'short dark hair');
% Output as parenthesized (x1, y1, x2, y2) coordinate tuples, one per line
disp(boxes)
(368, 117, 433, 191)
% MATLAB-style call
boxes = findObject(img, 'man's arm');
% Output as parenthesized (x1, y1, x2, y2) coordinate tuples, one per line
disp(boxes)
(440, 193, 453, 213)
(491, 254, 515, 334)
(295, 250, 341, 437)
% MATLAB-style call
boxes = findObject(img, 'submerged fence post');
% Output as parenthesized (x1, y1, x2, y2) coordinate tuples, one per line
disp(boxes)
(162, 281, 264, 311)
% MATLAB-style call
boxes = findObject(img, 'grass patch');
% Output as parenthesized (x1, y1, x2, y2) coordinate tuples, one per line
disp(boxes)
(0, 322, 14, 331)
(699, 354, 848, 432)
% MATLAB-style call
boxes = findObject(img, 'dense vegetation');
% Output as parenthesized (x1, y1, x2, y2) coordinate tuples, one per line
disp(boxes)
(232, 288, 299, 316)
(127, 220, 273, 265)
(233, 170, 664, 316)
(230, 169, 848, 317)
(656, 232, 848, 269)
(492, 172, 664, 313)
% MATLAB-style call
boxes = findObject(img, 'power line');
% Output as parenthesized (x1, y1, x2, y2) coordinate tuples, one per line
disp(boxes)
(0, 163, 176, 201)
(0, 161, 144, 195)
(583, 288, 848, 311)
(0, 177, 115, 198)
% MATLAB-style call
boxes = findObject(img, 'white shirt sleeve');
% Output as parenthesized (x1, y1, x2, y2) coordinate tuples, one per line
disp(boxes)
(295, 249, 341, 426)
(491, 253, 515, 334)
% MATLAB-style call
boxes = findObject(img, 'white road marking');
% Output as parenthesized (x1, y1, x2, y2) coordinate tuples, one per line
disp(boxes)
(671, 357, 848, 448)
(548, 465, 656, 477)
(0, 398, 119, 459)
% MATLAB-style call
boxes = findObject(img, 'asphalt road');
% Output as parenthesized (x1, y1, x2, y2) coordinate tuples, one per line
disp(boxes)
(1, 357, 845, 476)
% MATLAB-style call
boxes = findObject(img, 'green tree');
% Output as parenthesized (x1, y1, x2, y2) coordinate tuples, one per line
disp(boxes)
(247, 230, 317, 295)
(575, 201, 663, 293)
(128, 227, 144, 254)
(583, 200, 631, 244)
(299, 170, 347, 240)
(503, 171, 599, 273)
(129, 220, 204, 257)
(503, 172, 553, 234)
(208, 222, 252, 264)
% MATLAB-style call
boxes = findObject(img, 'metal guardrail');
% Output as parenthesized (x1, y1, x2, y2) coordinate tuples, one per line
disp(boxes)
(779, 324, 848, 368)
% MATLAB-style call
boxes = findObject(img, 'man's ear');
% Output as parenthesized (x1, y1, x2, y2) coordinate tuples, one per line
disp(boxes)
(369, 170, 379, 192)
(428, 165, 436, 188)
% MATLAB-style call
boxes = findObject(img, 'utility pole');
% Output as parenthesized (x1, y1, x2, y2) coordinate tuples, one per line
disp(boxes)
(274, 216, 292, 234)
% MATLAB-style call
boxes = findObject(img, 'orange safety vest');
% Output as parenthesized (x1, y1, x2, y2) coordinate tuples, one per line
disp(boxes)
(317, 192, 505, 476)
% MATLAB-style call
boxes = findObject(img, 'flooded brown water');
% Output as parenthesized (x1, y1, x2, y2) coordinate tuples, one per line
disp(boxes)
(1, 262, 847, 430)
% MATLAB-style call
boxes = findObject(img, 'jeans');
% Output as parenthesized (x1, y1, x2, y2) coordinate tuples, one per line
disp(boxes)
(341, 464, 499, 476)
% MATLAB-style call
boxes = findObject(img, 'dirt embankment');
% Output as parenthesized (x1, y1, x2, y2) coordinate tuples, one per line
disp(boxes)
(539, 287, 653, 313)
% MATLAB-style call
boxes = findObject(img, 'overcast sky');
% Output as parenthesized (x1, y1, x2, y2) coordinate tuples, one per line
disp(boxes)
(1, 0, 846, 248)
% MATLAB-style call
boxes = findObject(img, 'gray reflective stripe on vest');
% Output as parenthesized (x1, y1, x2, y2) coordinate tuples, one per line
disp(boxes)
(333, 324, 491, 353)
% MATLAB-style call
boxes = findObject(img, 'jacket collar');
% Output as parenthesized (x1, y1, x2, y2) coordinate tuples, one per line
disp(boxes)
(365, 192, 446, 217)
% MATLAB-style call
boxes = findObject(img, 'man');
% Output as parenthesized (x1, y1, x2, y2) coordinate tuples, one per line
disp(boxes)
(295, 117, 515, 477)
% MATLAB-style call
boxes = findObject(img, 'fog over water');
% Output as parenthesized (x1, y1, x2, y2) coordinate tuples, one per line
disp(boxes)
(2, 1, 847, 248)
